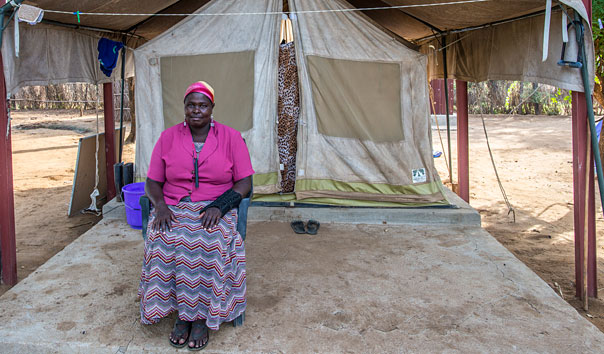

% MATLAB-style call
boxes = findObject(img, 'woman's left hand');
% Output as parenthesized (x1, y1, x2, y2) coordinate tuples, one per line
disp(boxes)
(200, 207, 222, 230)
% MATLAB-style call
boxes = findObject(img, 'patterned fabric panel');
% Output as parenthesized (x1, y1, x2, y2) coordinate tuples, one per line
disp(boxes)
(277, 41, 300, 193)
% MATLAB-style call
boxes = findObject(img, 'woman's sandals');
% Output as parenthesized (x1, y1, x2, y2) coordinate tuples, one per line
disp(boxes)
(188, 319, 210, 351)
(290, 220, 320, 235)
(169, 318, 191, 348)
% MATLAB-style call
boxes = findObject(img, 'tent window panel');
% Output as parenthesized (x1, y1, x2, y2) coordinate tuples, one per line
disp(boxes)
(307, 55, 403, 142)
(160, 51, 255, 132)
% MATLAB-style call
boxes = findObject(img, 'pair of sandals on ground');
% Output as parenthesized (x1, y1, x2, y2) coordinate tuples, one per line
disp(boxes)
(169, 318, 209, 351)
(291, 219, 320, 235)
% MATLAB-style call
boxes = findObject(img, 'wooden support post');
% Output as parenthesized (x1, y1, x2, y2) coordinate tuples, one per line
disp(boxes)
(572, 91, 596, 298)
(0, 51, 17, 286)
(584, 0, 596, 298)
(456, 80, 469, 203)
(103, 83, 116, 201)
(572, 0, 596, 299)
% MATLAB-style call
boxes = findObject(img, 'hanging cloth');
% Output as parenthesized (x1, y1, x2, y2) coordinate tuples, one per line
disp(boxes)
(542, 0, 552, 62)
(277, 41, 300, 193)
(17, 4, 43, 25)
(97, 38, 124, 77)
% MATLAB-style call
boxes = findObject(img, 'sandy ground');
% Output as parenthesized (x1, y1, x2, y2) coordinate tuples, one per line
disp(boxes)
(0, 109, 135, 295)
(1, 110, 603, 332)
(432, 114, 604, 331)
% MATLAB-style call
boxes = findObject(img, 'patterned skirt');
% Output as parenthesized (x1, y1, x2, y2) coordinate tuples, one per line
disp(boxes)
(138, 201, 246, 330)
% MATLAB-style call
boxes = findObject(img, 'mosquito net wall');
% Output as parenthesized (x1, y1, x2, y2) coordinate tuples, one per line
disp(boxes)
(289, 0, 448, 206)
(134, 0, 281, 195)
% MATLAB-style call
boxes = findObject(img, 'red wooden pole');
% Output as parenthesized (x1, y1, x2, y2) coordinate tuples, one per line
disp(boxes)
(456, 80, 469, 203)
(572, 92, 589, 299)
(103, 83, 116, 201)
(583, 0, 596, 298)
(0, 51, 17, 286)
(571, 0, 595, 299)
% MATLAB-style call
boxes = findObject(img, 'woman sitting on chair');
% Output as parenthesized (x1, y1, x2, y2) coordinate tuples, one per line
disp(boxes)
(138, 81, 253, 350)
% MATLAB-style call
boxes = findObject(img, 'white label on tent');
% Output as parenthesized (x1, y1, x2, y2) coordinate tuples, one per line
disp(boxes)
(280, 164, 284, 171)
(412, 168, 426, 183)
(298, 169, 305, 176)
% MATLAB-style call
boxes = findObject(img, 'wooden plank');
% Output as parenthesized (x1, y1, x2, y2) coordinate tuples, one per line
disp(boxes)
(68, 128, 120, 217)
(0, 51, 17, 285)
(103, 83, 116, 201)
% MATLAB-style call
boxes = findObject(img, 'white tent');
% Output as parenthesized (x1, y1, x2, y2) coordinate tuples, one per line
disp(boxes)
(133, 0, 448, 206)
(0, 0, 595, 207)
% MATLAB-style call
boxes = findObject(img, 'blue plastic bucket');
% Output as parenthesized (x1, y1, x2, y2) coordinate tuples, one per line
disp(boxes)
(122, 182, 145, 229)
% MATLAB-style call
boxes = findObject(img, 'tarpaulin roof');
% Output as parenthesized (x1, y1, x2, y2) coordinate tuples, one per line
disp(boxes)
(6, 0, 592, 91)
(22, 0, 211, 40)
(23, 0, 590, 43)
(348, 0, 589, 42)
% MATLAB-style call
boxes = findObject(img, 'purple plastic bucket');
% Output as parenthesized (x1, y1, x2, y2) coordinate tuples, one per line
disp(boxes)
(122, 182, 145, 229)
(122, 182, 145, 210)
(125, 204, 142, 229)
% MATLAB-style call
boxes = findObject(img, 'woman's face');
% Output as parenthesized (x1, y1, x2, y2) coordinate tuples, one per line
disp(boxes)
(184, 92, 214, 129)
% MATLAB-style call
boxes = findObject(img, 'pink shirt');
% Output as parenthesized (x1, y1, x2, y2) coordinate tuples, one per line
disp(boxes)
(147, 121, 255, 205)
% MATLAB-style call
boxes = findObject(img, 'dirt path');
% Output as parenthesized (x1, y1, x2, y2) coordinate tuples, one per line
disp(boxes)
(0, 110, 134, 295)
(2, 110, 603, 332)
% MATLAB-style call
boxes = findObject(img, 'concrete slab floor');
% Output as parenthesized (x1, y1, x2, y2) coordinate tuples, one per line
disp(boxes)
(1, 219, 603, 353)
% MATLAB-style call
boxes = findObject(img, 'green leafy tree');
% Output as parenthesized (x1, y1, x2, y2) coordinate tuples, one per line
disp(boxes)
(591, 0, 604, 107)
(592, 1, 604, 162)
(593, 1, 604, 107)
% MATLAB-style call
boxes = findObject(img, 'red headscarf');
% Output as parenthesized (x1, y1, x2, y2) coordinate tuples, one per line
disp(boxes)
(184, 81, 215, 103)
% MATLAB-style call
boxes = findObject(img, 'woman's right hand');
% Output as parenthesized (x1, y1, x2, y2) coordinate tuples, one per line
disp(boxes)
(151, 204, 177, 233)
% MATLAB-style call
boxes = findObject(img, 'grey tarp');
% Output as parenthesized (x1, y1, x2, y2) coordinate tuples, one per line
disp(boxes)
(420, 7, 595, 93)
(1, 22, 135, 94)
(375, 0, 590, 38)
(352, 0, 594, 92)
(133, 0, 281, 194)
(290, 0, 447, 206)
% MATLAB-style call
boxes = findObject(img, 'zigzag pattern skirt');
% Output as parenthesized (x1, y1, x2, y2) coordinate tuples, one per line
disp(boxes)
(138, 201, 246, 330)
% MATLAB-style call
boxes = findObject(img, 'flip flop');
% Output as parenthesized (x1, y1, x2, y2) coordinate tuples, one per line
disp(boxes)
(306, 220, 320, 235)
(188, 320, 209, 351)
(169, 318, 191, 349)
(290, 220, 306, 234)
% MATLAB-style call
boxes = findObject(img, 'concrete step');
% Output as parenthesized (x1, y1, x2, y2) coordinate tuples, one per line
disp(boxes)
(104, 186, 480, 227)
(248, 187, 481, 227)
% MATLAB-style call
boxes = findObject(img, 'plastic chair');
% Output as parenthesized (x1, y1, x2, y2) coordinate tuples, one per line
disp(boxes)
(139, 181, 253, 327)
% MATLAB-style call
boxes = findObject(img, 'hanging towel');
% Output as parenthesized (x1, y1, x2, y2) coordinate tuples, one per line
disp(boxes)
(97, 38, 124, 77)
(17, 4, 43, 25)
